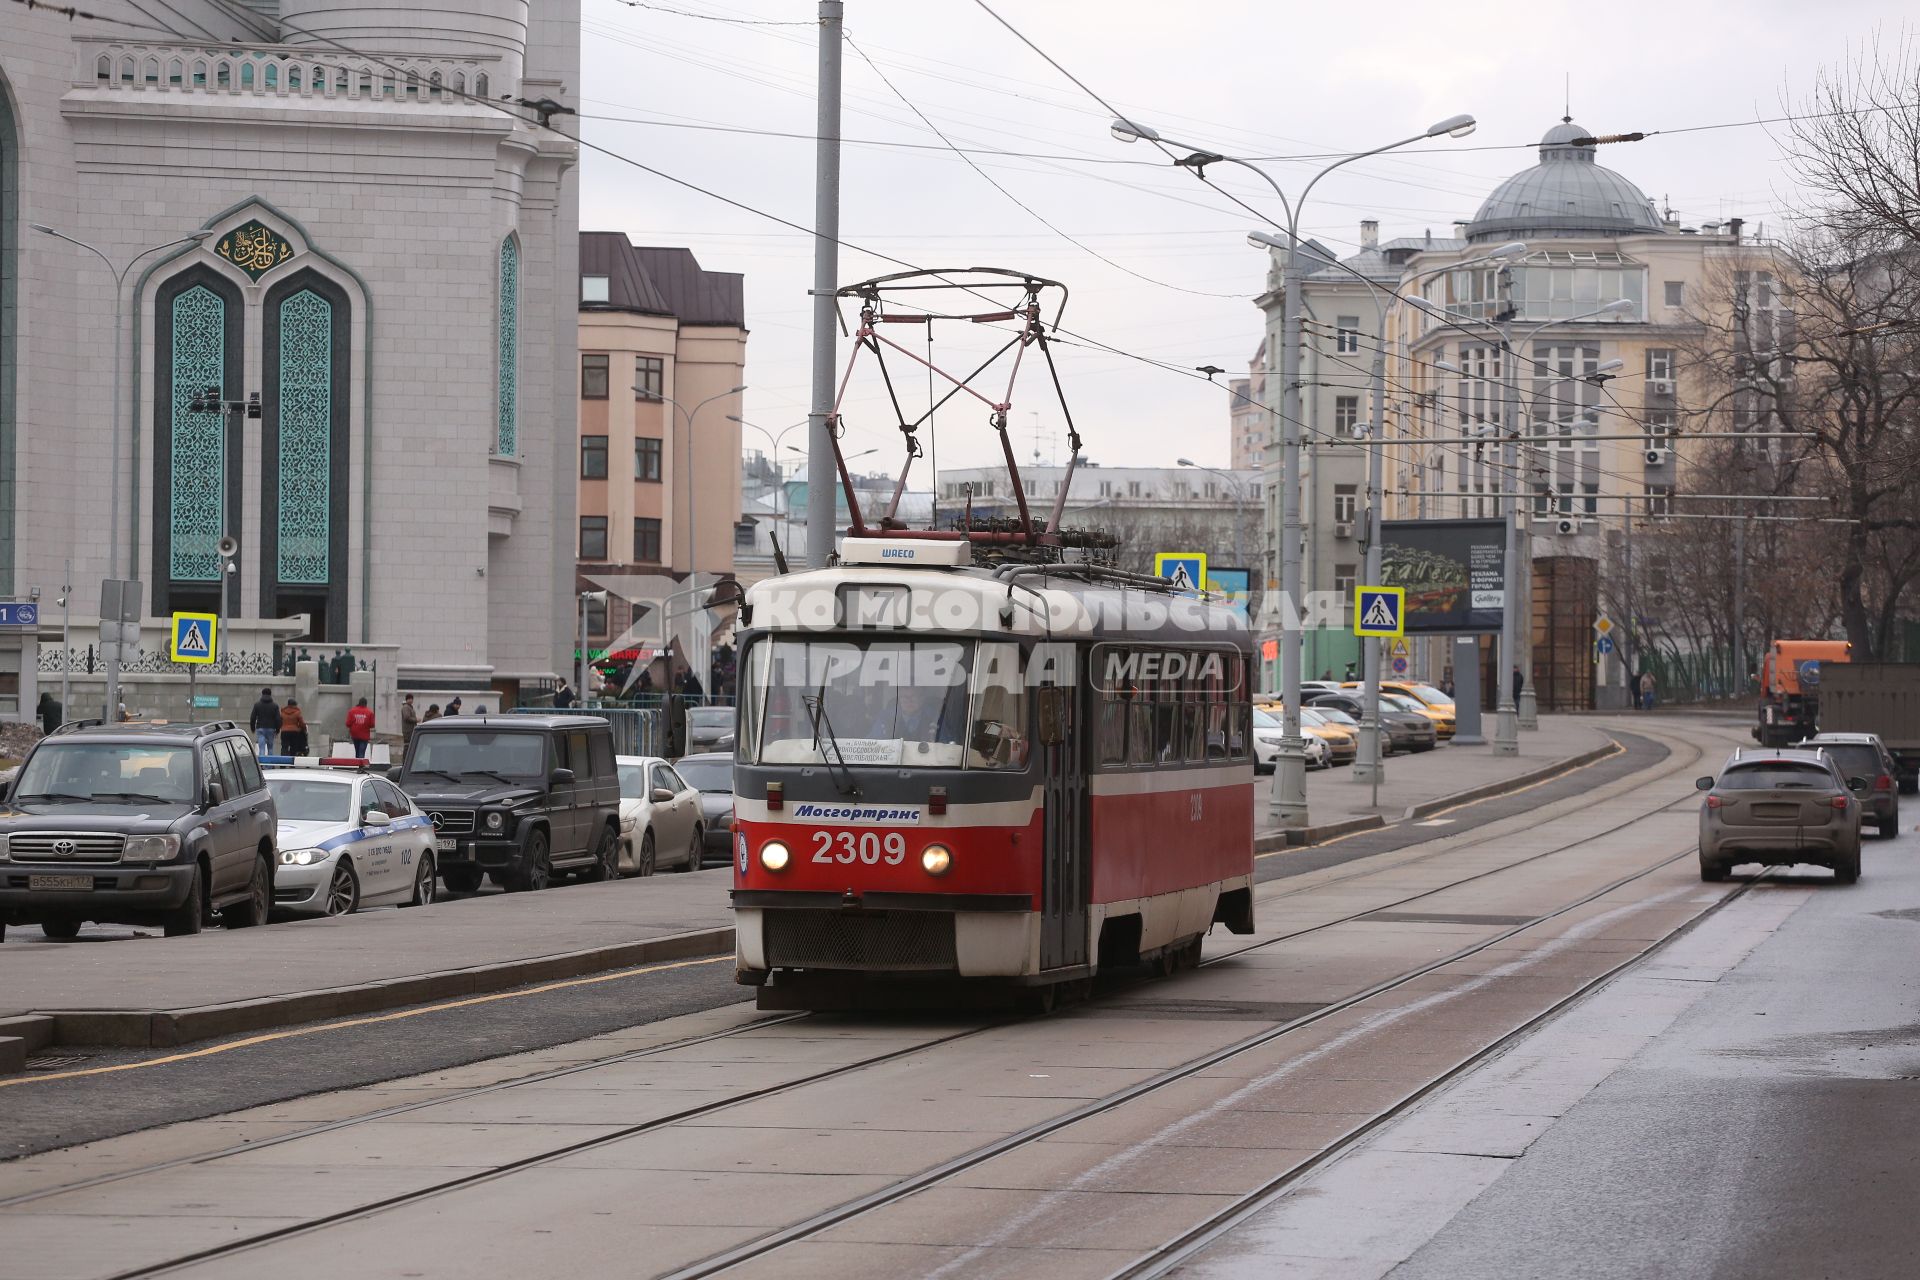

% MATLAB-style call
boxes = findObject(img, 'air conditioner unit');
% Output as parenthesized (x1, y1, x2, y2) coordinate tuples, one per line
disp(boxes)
(1645, 447, 1672, 466)
(1647, 379, 1675, 396)
(1555, 517, 1579, 536)
(1333, 521, 1355, 540)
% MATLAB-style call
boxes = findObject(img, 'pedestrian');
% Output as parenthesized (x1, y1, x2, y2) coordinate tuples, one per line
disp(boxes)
(1440, 669, 1455, 698)
(1511, 665, 1525, 707)
(401, 693, 419, 746)
(1638, 670, 1656, 712)
(471, 704, 489, 715)
(36, 690, 60, 736)
(1343, 661, 1357, 682)
(280, 696, 308, 757)
(117, 701, 131, 723)
(1319, 669, 1333, 682)
(345, 696, 375, 760)
(422, 702, 442, 724)
(445, 696, 463, 718)
(249, 687, 280, 757)
(554, 681, 575, 709)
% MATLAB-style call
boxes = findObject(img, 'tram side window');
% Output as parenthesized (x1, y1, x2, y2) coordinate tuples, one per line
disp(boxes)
(1182, 698, 1207, 762)
(1128, 674, 1155, 765)
(1153, 690, 1179, 764)
(1097, 686, 1130, 766)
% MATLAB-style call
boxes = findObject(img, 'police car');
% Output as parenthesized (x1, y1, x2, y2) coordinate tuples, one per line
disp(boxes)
(265, 768, 437, 916)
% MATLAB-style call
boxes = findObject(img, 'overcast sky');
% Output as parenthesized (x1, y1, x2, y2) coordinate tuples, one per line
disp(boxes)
(577, 0, 1901, 478)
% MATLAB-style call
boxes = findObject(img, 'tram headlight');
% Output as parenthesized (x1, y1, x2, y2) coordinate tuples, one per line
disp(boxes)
(921, 843, 952, 876)
(760, 840, 790, 872)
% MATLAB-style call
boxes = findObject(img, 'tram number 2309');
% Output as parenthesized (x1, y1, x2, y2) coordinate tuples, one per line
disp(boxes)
(811, 830, 911, 865)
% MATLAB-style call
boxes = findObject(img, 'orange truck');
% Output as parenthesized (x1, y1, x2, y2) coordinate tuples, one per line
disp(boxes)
(1754, 639, 1852, 747)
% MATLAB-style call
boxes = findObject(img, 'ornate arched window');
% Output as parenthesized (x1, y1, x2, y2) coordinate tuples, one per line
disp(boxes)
(153, 268, 244, 617)
(496, 235, 518, 456)
(264, 272, 351, 640)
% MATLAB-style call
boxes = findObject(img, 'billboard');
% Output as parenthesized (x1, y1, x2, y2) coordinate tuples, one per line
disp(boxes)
(1205, 566, 1251, 618)
(1379, 518, 1507, 634)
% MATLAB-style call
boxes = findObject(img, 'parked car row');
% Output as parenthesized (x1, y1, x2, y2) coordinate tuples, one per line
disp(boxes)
(0, 710, 746, 941)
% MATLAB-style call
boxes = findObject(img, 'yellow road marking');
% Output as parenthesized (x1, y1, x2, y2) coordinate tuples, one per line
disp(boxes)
(1257, 738, 1625, 860)
(1, 953, 733, 1089)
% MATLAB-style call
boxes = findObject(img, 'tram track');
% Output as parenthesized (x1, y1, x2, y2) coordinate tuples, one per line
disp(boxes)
(1112, 862, 1785, 1280)
(655, 818, 1724, 1278)
(5, 719, 1734, 1279)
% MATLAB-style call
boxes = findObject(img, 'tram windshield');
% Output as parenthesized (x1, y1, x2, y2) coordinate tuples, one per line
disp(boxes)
(742, 637, 1028, 771)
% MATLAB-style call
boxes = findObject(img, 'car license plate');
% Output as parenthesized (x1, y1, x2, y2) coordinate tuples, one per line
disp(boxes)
(1753, 803, 1800, 820)
(435, 837, 457, 853)
(29, 874, 92, 891)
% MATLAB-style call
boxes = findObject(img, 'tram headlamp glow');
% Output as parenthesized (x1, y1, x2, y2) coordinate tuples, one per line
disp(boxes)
(921, 844, 952, 876)
(760, 840, 790, 872)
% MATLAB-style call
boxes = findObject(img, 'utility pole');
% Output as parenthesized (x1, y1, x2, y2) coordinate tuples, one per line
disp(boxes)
(1270, 238, 1310, 825)
(1353, 294, 1388, 796)
(1494, 291, 1521, 758)
(805, 1, 844, 569)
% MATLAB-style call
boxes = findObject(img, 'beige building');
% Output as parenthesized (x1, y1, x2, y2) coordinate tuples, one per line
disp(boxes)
(576, 233, 745, 650)
(1377, 118, 1748, 708)
(1228, 337, 1268, 472)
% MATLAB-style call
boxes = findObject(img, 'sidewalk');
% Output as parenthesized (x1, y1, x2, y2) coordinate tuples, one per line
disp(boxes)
(0, 872, 733, 1055)
(1255, 714, 1621, 847)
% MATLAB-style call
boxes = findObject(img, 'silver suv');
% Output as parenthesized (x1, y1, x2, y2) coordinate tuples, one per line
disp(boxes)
(1696, 748, 1868, 884)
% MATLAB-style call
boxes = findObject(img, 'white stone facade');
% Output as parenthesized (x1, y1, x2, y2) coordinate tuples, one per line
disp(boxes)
(0, 1, 579, 708)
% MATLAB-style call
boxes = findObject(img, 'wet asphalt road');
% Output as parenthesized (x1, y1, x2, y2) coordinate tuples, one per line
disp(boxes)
(1394, 816, 1920, 1278)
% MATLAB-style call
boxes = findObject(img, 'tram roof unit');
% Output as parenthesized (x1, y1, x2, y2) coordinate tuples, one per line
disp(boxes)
(746, 539, 1251, 650)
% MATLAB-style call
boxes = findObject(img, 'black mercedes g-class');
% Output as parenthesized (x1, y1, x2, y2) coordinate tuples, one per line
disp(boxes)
(0, 720, 278, 940)
(396, 714, 622, 893)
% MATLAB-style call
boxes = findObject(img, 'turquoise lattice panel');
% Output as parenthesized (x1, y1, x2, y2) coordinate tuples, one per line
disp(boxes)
(497, 236, 518, 456)
(277, 289, 332, 583)
(169, 286, 224, 582)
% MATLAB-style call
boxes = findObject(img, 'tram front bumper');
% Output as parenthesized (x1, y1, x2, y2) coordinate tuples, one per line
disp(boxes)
(732, 896, 1039, 979)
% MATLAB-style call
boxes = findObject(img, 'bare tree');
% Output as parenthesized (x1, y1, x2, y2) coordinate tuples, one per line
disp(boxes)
(1676, 238, 1920, 658)
(1786, 36, 1920, 246)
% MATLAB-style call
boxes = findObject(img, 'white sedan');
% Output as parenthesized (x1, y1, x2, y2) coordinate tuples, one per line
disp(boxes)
(615, 755, 703, 876)
(266, 769, 438, 916)
(1252, 708, 1332, 772)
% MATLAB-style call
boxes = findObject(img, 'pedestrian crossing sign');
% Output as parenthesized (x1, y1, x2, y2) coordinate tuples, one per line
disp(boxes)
(170, 612, 218, 665)
(1354, 586, 1405, 638)
(1153, 552, 1207, 596)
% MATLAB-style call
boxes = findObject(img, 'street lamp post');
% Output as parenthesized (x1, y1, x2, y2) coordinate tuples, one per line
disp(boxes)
(634, 383, 745, 696)
(731, 415, 806, 559)
(1115, 110, 1478, 826)
(33, 223, 212, 720)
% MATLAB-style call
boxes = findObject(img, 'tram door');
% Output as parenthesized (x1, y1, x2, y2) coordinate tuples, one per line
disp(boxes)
(1038, 681, 1089, 970)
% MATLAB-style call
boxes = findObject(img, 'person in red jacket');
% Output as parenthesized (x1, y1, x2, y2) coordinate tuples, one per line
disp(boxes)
(345, 697, 375, 759)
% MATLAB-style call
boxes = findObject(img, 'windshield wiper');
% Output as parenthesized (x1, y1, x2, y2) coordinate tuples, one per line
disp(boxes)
(802, 693, 859, 797)
(460, 769, 517, 786)
(93, 792, 179, 805)
(408, 768, 461, 782)
(15, 791, 93, 804)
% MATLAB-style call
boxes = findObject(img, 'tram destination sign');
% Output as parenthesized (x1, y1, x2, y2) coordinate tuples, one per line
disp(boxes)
(1378, 518, 1507, 634)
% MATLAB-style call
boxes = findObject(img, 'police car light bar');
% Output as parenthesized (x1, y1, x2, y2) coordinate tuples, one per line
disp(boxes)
(839, 537, 971, 568)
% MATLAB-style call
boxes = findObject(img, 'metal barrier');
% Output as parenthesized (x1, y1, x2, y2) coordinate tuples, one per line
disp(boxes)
(511, 704, 661, 756)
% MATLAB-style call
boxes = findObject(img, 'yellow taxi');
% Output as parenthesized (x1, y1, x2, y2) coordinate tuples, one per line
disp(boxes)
(1342, 680, 1456, 739)
(1256, 702, 1358, 765)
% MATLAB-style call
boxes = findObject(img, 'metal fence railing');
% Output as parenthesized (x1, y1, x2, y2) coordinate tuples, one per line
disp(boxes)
(512, 705, 662, 756)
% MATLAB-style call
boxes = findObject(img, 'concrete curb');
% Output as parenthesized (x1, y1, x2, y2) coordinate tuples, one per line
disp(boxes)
(23, 926, 735, 1053)
(1254, 738, 1623, 854)
(1402, 739, 1622, 822)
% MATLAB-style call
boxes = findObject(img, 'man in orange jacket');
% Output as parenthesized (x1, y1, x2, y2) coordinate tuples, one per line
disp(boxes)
(345, 697, 375, 759)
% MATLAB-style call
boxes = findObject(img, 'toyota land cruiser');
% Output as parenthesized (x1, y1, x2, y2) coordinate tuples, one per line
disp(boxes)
(0, 720, 278, 939)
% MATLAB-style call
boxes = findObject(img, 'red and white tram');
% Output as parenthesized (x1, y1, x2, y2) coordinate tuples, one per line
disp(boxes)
(730, 535, 1256, 1010)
